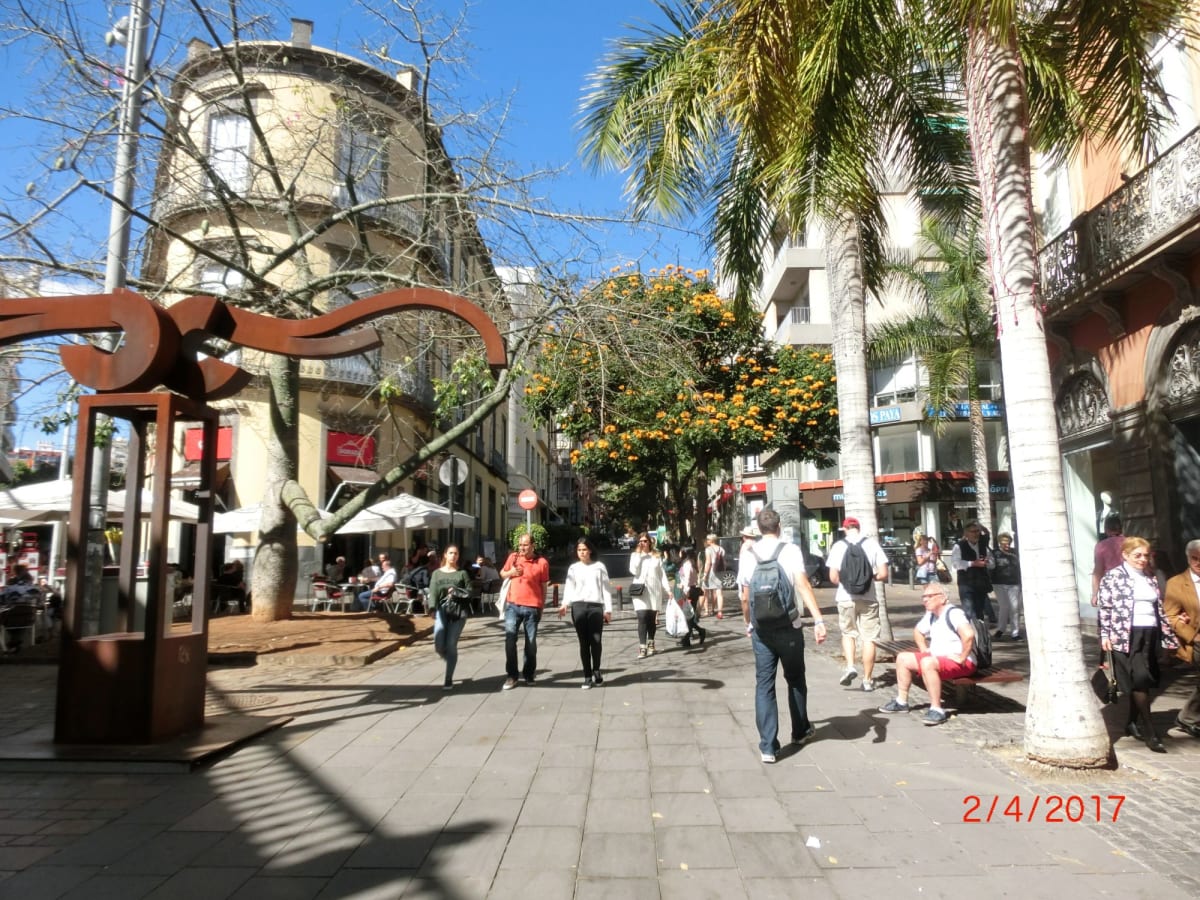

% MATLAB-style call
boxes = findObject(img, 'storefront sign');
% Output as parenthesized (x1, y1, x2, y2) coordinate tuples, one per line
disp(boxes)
(928, 402, 1004, 419)
(327, 431, 376, 466)
(870, 406, 902, 425)
(741, 481, 767, 494)
(183, 426, 233, 461)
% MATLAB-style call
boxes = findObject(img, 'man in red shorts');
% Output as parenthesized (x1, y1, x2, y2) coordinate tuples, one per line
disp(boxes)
(878, 584, 976, 726)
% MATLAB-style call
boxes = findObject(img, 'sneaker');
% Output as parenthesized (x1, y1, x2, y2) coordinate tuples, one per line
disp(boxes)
(502, 678, 517, 691)
(879, 698, 910, 713)
(923, 708, 949, 726)
(760, 752, 776, 764)
(839, 668, 858, 687)
(1011, 632, 1022, 641)
(680, 638, 692, 649)
(992, 629, 1006, 640)
(647, 641, 656, 656)
(861, 678, 877, 693)
(581, 681, 593, 690)
(523, 675, 535, 685)
(698, 628, 707, 645)
(637, 646, 647, 659)
(592, 672, 604, 686)
(792, 723, 816, 747)
(442, 683, 452, 691)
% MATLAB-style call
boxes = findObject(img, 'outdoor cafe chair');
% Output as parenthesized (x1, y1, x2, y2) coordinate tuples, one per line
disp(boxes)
(479, 579, 502, 616)
(312, 581, 346, 613)
(0, 603, 40, 653)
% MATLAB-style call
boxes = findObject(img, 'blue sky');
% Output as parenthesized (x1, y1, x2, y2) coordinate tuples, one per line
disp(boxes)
(0, 1, 712, 446)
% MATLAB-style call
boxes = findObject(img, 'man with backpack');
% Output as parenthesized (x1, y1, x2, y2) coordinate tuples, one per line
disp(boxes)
(878, 584, 977, 726)
(826, 517, 889, 691)
(738, 507, 828, 764)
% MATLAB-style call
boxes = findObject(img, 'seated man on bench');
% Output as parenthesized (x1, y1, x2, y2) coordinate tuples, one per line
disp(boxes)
(878, 584, 976, 726)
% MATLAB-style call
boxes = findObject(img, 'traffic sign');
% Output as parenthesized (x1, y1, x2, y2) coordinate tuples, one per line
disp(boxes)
(517, 489, 538, 511)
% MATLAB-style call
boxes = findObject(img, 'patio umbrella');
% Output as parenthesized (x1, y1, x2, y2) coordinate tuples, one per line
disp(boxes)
(0, 480, 199, 524)
(336, 493, 473, 535)
(213, 504, 331, 534)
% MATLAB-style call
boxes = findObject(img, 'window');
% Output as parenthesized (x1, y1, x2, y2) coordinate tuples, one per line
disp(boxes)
(933, 421, 1008, 472)
(877, 424, 920, 475)
(743, 454, 763, 473)
(207, 112, 252, 194)
(335, 123, 386, 205)
(871, 359, 919, 406)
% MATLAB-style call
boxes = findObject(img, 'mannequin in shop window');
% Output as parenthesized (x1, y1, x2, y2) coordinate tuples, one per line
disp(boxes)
(1098, 491, 1118, 538)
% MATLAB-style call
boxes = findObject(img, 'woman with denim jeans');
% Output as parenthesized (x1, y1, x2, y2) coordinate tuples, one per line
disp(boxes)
(429, 545, 470, 691)
(559, 537, 613, 687)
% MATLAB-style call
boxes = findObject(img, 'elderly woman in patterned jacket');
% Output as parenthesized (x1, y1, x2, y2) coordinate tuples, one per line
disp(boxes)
(1098, 536, 1179, 753)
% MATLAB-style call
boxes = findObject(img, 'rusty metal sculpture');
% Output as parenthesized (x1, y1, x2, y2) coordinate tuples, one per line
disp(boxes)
(0, 287, 507, 746)
(1, 286, 507, 396)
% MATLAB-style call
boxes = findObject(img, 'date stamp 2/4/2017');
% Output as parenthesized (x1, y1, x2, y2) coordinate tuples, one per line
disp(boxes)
(963, 795, 1125, 823)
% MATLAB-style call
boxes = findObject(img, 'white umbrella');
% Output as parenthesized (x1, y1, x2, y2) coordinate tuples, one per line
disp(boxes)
(213, 504, 331, 534)
(336, 493, 473, 535)
(0, 480, 198, 524)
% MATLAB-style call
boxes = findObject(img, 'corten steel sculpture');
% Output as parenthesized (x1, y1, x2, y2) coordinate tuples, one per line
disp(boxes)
(0, 287, 507, 745)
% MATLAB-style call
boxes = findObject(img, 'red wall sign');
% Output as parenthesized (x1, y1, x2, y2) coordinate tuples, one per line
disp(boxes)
(183, 426, 233, 461)
(327, 431, 376, 467)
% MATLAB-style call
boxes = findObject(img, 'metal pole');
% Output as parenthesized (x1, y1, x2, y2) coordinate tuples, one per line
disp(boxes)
(83, 1, 151, 629)
(448, 458, 457, 547)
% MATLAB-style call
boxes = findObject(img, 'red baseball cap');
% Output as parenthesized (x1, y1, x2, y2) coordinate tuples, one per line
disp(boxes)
(842, 517, 861, 530)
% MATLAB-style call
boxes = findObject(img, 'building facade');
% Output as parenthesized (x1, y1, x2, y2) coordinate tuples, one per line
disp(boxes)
(144, 19, 509, 582)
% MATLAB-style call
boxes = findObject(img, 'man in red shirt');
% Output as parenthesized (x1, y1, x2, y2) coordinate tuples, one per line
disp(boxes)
(500, 533, 551, 690)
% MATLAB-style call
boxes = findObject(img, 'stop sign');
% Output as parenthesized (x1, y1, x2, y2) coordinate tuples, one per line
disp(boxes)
(517, 489, 538, 511)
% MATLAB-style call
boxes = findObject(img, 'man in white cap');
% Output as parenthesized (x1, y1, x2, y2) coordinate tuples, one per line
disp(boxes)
(826, 517, 889, 690)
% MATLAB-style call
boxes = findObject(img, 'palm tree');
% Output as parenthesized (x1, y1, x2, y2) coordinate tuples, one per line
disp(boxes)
(580, 1, 969, 640)
(588, 0, 1189, 766)
(869, 215, 997, 533)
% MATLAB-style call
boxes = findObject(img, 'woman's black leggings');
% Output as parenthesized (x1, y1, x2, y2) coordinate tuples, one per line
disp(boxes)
(637, 609, 657, 644)
(571, 602, 605, 677)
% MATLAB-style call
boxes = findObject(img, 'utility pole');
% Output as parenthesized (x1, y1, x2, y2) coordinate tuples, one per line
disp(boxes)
(80, 1, 151, 631)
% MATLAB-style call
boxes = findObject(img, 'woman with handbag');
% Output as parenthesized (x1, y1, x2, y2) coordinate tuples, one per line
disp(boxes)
(629, 533, 671, 659)
(914, 533, 941, 585)
(558, 536, 613, 688)
(429, 545, 472, 691)
(1097, 536, 1179, 752)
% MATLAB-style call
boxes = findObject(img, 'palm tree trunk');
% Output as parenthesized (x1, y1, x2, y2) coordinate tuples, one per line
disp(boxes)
(250, 353, 300, 621)
(967, 398, 993, 534)
(827, 214, 892, 639)
(964, 19, 1107, 766)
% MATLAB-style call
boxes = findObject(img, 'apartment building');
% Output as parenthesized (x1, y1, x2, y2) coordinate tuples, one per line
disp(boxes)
(143, 19, 509, 579)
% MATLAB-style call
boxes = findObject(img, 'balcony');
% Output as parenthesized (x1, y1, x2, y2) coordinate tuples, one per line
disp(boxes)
(773, 305, 833, 346)
(1041, 125, 1200, 315)
(759, 240, 824, 306)
(488, 449, 507, 479)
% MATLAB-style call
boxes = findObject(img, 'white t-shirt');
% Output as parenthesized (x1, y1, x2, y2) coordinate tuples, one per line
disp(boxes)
(917, 604, 971, 659)
(826, 534, 888, 603)
(739, 535, 807, 630)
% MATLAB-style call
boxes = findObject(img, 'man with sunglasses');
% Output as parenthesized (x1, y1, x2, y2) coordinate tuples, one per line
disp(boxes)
(878, 584, 976, 726)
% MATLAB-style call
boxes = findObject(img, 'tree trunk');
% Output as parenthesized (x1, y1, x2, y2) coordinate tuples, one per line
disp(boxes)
(250, 354, 301, 621)
(826, 214, 892, 639)
(968, 397, 993, 534)
(964, 19, 1108, 766)
(693, 454, 710, 547)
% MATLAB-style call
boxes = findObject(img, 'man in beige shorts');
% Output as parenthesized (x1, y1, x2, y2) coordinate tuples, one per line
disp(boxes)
(827, 517, 890, 691)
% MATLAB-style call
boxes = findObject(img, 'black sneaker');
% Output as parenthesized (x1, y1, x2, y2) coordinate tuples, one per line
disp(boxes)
(592, 672, 604, 686)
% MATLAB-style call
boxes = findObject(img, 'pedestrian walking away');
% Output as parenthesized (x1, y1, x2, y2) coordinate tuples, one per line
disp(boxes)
(559, 536, 613, 688)
(429, 545, 471, 690)
(740, 507, 827, 763)
(826, 517, 888, 691)
(499, 533, 551, 690)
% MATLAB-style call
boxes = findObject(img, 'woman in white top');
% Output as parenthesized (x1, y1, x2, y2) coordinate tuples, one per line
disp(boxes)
(629, 533, 672, 658)
(559, 536, 613, 688)
(673, 547, 706, 647)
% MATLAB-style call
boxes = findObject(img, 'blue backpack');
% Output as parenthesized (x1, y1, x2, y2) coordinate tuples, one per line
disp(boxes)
(749, 544, 798, 629)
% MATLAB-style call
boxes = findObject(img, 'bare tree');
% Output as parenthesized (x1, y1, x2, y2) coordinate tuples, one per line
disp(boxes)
(0, 0, 671, 618)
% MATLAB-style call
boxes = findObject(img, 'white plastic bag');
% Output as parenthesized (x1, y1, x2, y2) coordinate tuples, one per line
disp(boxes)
(497, 578, 510, 619)
(665, 599, 689, 637)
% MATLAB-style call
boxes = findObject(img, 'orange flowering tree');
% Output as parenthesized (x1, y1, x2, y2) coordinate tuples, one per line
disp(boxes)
(524, 266, 838, 539)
